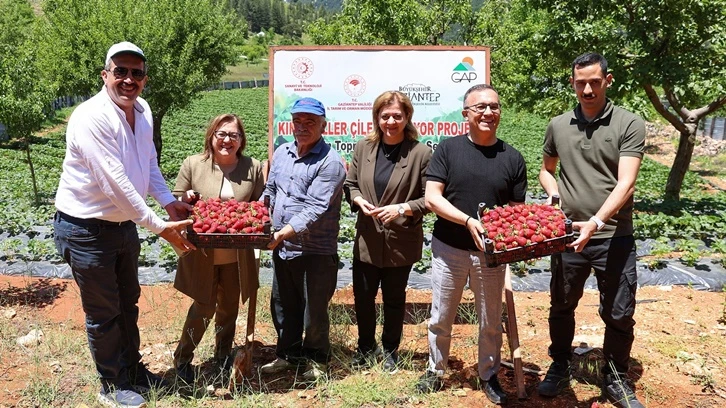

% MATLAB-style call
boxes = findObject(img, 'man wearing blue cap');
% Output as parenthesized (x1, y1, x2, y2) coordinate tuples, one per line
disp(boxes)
(261, 97, 346, 381)
(54, 41, 193, 407)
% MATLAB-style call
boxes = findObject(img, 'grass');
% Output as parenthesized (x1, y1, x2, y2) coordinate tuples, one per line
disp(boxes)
(222, 61, 269, 82)
(5, 280, 726, 405)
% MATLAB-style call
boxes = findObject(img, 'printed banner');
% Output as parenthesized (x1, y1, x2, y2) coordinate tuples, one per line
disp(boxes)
(269, 46, 490, 160)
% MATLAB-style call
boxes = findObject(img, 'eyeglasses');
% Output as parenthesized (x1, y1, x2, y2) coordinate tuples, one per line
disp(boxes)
(213, 130, 242, 141)
(107, 67, 146, 81)
(464, 103, 501, 113)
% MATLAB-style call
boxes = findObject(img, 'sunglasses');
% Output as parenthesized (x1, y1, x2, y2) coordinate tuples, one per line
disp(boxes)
(214, 131, 242, 141)
(464, 103, 501, 113)
(107, 66, 146, 81)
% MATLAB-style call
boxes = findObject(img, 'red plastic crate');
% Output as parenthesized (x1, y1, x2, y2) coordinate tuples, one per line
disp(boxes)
(482, 227, 574, 267)
(477, 200, 574, 267)
(186, 195, 273, 249)
(186, 222, 273, 249)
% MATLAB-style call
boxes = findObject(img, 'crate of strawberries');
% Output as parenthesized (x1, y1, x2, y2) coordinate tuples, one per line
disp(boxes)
(186, 196, 273, 249)
(478, 200, 574, 267)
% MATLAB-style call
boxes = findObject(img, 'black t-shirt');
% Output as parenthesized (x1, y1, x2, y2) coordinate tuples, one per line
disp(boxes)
(374, 142, 401, 201)
(427, 135, 527, 250)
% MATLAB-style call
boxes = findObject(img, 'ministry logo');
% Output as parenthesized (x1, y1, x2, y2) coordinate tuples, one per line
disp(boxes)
(343, 75, 366, 97)
(291, 57, 314, 80)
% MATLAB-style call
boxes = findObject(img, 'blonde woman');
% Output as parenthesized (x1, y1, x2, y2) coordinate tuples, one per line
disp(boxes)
(344, 91, 431, 372)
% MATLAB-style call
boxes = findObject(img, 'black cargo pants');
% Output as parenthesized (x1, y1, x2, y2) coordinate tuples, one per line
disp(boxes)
(547, 235, 638, 375)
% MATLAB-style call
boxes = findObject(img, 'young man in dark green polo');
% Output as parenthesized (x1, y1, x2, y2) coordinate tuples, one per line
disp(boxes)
(538, 52, 645, 408)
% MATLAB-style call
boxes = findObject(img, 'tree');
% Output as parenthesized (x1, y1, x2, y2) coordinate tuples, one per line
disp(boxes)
(0, 0, 55, 204)
(525, 0, 726, 200)
(36, 0, 245, 164)
(467, 0, 565, 113)
(308, 0, 472, 45)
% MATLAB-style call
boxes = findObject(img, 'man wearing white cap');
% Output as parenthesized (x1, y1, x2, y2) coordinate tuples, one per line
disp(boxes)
(54, 41, 194, 407)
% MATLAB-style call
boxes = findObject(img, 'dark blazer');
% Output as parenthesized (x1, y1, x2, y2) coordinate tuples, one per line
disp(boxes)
(344, 138, 432, 268)
(172, 154, 265, 305)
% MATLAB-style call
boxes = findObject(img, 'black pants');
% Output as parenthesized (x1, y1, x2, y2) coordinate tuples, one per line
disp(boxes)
(352, 259, 412, 354)
(54, 212, 140, 389)
(270, 252, 338, 364)
(547, 235, 638, 375)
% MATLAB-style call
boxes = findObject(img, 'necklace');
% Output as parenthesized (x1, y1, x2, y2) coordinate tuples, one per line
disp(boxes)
(382, 142, 402, 158)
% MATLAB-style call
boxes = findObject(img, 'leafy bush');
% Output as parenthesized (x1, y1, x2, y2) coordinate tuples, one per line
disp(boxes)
(1, 87, 724, 270)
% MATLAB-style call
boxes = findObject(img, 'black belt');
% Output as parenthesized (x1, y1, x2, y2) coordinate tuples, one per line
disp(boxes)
(56, 211, 134, 228)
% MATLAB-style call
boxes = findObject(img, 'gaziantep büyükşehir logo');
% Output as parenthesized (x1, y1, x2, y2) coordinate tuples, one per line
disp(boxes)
(451, 57, 478, 83)
(291, 57, 314, 80)
(343, 74, 366, 97)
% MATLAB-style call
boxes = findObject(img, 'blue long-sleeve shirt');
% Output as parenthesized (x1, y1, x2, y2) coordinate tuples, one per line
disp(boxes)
(263, 138, 346, 259)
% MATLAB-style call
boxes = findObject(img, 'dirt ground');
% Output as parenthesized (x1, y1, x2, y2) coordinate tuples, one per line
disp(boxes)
(644, 122, 726, 191)
(1, 123, 724, 406)
(1, 274, 725, 407)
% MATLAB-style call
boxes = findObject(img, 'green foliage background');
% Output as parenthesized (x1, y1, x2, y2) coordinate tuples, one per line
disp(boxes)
(1, 88, 724, 269)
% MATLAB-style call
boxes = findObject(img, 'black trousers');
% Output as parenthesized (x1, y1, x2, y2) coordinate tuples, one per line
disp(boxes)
(547, 235, 638, 375)
(270, 252, 338, 364)
(352, 259, 412, 354)
(54, 212, 140, 389)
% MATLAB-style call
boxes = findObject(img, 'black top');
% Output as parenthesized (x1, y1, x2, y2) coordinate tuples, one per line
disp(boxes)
(426, 135, 527, 250)
(373, 142, 401, 201)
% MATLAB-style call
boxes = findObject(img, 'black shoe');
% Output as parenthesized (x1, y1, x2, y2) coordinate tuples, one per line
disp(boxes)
(382, 351, 399, 374)
(537, 360, 571, 397)
(602, 373, 645, 408)
(351, 347, 381, 369)
(129, 363, 169, 393)
(175, 363, 195, 385)
(482, 375, 508, 405)
(416, 371, 443, 393)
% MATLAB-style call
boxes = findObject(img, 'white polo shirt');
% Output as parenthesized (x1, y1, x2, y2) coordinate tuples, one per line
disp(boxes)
(55, 87, 175, 234)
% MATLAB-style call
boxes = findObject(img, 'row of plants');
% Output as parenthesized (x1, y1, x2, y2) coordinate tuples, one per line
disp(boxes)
(0, 88, 724, 273)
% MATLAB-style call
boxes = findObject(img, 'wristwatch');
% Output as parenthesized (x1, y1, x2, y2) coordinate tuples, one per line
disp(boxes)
(589, 216, 606, 231)
(397, 204, 405, 216)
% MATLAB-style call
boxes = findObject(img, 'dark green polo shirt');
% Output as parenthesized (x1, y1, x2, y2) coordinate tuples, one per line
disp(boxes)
(543, 100, 645, 238)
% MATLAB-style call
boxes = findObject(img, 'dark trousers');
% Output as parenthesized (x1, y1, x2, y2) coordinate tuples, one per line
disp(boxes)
(270, 251, 338, 364)
(53, 212, 141, 389)
(352, 259, 412, 354)
(548, 235, 638, 375)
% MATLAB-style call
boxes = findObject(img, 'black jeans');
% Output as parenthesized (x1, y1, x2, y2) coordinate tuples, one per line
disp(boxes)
(352, 259, 412, 354)
(53, 211, 141, 389)
(270, 251, 338, 364)
(547, 235, 638, 375)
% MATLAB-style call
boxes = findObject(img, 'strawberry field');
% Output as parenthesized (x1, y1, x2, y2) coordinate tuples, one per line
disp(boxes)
(0, 88, 725, 290)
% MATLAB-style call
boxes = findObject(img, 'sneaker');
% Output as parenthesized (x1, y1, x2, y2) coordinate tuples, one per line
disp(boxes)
(482, 375, 508, 405)
(97, 386, 147, 408)
(302, 361, 327, 381)
(602, 373, 645, 408)
(537, 360, 571, 397)
(415, 371, 443, 393)
(382, 351, 399, 374)
(175, 363, 195, 385)
(129, 363, 169, 393)
(260, 357, 295, 375)
(351, 347, 382, 369)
